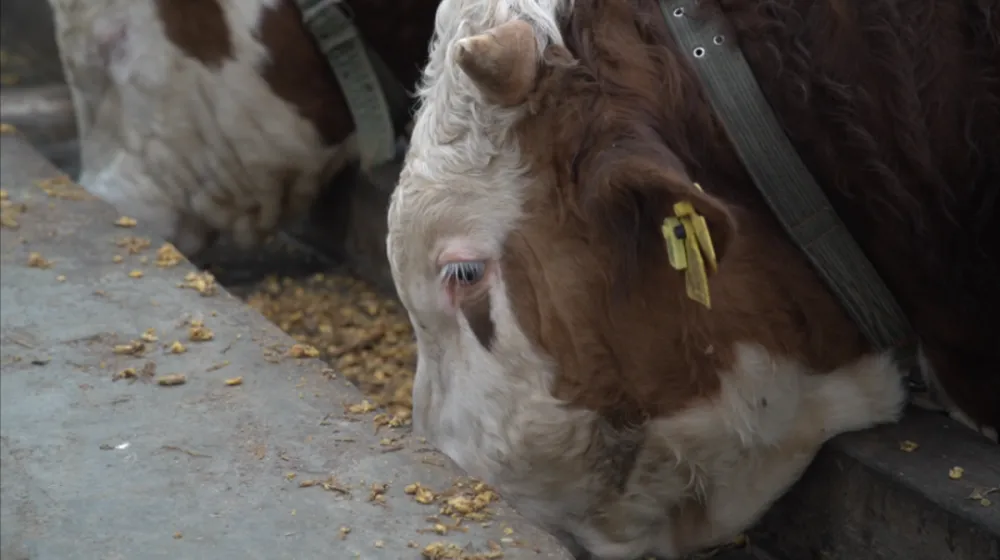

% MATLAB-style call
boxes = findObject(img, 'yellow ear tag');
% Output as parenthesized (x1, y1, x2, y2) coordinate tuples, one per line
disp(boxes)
(675, 183, 718, 272)
(662, 216, 688, 271)
(663, 183, 717, 309)
(681, 219, 711, 308)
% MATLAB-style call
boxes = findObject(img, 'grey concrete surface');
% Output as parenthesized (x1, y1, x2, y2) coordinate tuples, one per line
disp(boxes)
(0, 85, 79, 178)
(0, 133, 574, 560)
(754, 407, 1000, 560)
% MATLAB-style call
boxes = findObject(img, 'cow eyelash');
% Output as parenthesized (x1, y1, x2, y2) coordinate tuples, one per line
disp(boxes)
(442, 261, 487, 286)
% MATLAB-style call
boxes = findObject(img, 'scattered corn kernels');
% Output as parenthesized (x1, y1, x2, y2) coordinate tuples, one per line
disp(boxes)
(27, 252, 52, 268)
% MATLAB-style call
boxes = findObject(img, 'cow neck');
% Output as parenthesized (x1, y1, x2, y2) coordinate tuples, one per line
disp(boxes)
(657, 0, 924, 389)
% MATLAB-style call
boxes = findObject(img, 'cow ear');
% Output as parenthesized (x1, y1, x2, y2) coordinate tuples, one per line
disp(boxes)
(582, 148, 736, 279)
(453, 20, 540, 106)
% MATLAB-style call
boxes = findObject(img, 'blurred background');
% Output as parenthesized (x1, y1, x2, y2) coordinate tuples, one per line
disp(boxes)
(0, 0, 419, 417)
(0, 0, 80, 175)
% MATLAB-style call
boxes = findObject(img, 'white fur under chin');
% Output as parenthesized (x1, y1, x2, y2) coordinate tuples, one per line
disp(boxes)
(49, 0, 355, 256)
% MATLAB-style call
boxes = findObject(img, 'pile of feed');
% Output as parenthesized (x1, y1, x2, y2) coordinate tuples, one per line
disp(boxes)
(245, 272, 417, 416)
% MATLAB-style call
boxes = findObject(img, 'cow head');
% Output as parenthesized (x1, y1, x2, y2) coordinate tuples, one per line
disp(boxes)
(389, 10, 738, 433)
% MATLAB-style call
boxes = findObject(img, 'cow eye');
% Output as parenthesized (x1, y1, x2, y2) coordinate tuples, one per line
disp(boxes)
(443, 261, 486, 286)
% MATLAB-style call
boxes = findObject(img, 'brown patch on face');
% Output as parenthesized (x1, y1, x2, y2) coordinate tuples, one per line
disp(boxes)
(155, 0, 233, 67)
(496, 0, 870, 429)
(461, 292, 496, 351)
(256, 1, 354, 145)
(501, 215, 729, 430)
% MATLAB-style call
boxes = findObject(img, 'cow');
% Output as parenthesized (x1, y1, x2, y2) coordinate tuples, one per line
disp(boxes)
(46, 0, 437, 257)
(387, 0, 997, 557)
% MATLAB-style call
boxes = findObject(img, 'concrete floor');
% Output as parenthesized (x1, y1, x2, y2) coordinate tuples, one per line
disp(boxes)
(0, 134, 575, 560)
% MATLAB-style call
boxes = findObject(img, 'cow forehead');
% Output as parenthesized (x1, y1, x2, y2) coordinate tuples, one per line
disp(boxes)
(393, 166, 523, 223)
(392, 0, 570, 279)
(389, 156, 530, 266)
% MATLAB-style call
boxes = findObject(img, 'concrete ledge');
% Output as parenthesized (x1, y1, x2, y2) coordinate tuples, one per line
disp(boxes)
(0, 85, 80, 176)
(0, 134, 573, 560)
(754, 408, 1000, 560)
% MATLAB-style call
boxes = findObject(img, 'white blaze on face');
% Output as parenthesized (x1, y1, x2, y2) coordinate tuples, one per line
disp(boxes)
(387, 171, 522, 443)
(385, 0, 573, 466)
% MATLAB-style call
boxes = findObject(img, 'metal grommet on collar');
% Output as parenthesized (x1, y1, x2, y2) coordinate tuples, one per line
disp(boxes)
(713, 35, 725, 45)
(693, 47, 706, 58)
(672, 7, 684, 17)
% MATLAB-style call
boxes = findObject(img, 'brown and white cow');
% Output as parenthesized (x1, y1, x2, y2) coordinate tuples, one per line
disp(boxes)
(46, 0, 436, 256)
(388, 0, 997, 557)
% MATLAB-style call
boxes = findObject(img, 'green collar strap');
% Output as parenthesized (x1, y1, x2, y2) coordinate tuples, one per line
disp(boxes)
(294, 0, 406, 169)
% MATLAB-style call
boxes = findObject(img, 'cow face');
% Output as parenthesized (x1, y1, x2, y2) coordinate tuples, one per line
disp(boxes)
(387, 7, 909, 557)
(388, 13, 739, 435)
